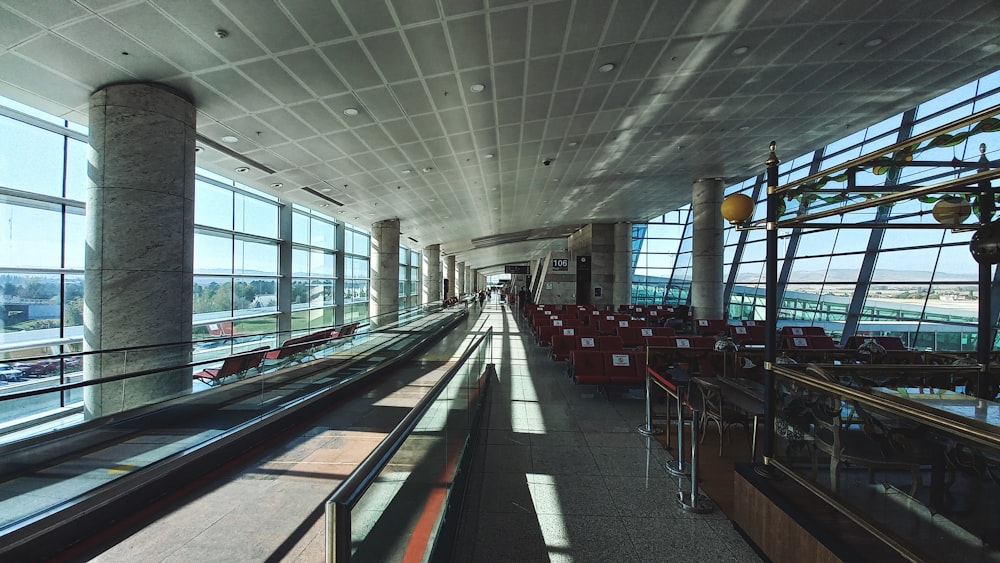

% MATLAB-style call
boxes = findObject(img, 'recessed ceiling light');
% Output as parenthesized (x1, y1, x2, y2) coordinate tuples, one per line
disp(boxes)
(864, 38, 883, 48)
(402, 168, 413, 174)
(732, 45, 750, 56)
(598, 62, 616, 73)
(484, 153, 494, 159)
(429, 198, 436, 202)
(270, 182, 283, 188)
(553, 178, 560, 182)
(322, 187, 332, 192)
(235, 166, 250, 173)
(738, 125, 750, 131)
(221, 135, 238, 143)
(321, 204, 329, 207)
(984, 43, 1000, 52)
(343, 108, 359, 117)
(470, 83, 486, 93)
(568, 141, 578, 147)
(194, 146, 204, 153)
(422, 167, 433, 172)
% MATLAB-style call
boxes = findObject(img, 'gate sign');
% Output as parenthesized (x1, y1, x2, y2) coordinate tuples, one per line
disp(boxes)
(505, 264, 529, 274)
(552, 258, 569, 271)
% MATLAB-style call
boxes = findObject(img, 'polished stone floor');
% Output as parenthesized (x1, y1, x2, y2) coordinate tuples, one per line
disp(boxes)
(452, 301, 762, 562)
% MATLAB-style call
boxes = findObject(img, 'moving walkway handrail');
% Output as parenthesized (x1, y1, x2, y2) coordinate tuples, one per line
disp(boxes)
(326, 326, 493, 562)
(2, 301, 444, 366)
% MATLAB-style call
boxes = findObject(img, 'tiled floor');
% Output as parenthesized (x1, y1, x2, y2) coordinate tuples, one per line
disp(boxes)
(453, 301, 763, 562)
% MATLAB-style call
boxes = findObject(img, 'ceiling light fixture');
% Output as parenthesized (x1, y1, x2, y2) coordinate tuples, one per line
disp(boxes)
(568, 141, 578, 146)
(343, 108, 359, 117)
(484, 153, 494, 159)
(470, 83, 486, 93)
(864, 38, 883, 48)
(194, 146, 204, 153)
(270, 182, 283, 188)
(235, 166, 250, 173)
(738, 125, 751, 131)
(221, 135, 238, 143)
(422, 167, 433, 172)
(598, 62, 616, 73)
(402, 168, 413, 174)
(732, 45, 750, 55)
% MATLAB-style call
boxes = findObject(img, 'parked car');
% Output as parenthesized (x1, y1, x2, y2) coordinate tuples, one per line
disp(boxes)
(14, 359, 61, 377)
(0, 363, 24, 382)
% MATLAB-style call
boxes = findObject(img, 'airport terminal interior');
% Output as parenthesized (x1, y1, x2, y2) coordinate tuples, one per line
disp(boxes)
(3, 1, 1000, 561)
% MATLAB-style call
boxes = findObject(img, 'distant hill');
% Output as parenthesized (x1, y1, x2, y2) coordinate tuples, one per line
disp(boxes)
(735, 268, 973, 284)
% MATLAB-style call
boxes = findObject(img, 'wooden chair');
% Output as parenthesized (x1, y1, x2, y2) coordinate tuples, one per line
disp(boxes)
(693, 377, 750, 455)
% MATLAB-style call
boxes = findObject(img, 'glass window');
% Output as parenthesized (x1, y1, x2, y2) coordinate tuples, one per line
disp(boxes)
(0, 198, 63, 269)
(194, 181, 233, 230)
(0, 116, 65, 196)
(65, 138, 88, 201)
(235, 193, 278, 238)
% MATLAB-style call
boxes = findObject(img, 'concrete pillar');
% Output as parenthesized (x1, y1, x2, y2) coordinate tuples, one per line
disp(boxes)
(691, 178, 725, 319)
(613, 222, 633, 306)
(84, 83, 196, 419)
(446, 255, 456, 299)
(456, 261, 465, 296)
(422, 244, 441, 303)
(465, 265, 472, 295)
(370, 218, 400, 327)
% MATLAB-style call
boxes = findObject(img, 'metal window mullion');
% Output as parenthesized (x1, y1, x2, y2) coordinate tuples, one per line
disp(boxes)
(840, 108, 917, 342)
(775, 150, 825, 316)
(724, 174, 764, 310)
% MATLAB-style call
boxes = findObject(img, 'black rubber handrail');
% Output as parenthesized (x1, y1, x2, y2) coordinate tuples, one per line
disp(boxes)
(326, 326, 492, 561)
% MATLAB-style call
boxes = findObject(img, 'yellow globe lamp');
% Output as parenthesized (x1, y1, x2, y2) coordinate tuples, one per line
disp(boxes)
(721, 193, 755, 225)
(931, 195, 971, 225)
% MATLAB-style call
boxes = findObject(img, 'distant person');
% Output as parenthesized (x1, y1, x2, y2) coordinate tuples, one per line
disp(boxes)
(479, 290, 486, 308)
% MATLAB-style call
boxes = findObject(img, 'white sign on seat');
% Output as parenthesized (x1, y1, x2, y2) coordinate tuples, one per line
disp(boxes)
(611, 354, 630, 366)
(581, 338, 596, 348)
(641, 328, 653, 336)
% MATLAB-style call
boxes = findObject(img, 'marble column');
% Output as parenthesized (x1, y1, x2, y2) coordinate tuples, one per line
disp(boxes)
(446, 255, 456, 299)
(84, 82, 196, 419)
(612, 222, 633, 306)
(370, 218, 400, 328)
(456, 261, 466, 296)
(421, 244, 441, 304)
(691, 177, 725, 319)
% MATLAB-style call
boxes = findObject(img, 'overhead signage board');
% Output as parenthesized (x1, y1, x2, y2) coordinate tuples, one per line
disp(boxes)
(504, 264, 529, 274)
(551, 258, 569, 271)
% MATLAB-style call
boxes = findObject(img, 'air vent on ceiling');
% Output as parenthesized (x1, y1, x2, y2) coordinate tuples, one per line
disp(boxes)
(302, 186, 345, 206)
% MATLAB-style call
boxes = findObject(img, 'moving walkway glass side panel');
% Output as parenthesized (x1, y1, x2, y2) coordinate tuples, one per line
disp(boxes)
(346, 334, 491, 563)
(0, 312, 466, 536)
(770, 364, 1000, 562)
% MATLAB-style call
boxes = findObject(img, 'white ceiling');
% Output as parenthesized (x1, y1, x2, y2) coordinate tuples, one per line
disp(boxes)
(2, 0, 1000, 274)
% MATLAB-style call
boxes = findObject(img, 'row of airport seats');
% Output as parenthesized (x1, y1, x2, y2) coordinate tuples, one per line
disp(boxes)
(195, 322, 361, 386)
(568, 350, 646, 386)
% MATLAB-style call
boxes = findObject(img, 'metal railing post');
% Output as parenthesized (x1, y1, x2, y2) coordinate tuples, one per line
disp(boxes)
(637, 368, 663, 436)
(677, 407, 712, 513)
(664, 387, 688, 476)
